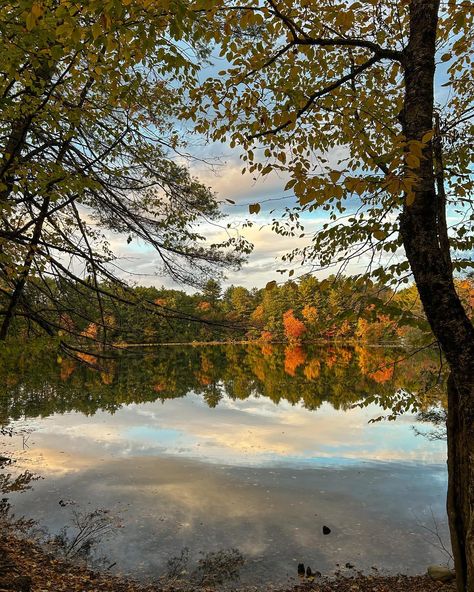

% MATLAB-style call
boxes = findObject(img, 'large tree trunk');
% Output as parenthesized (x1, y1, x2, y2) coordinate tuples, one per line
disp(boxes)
(447, 374, 474, 591)
(399, 1, 474, 590)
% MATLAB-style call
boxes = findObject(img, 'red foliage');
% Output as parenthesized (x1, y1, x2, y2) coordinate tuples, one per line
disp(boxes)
(60, 359, 76, 381)
(197, 301, 211, 311)
(59, 313, 75, 332)
(251, 304, 265, 325)
(368, 366, 394, 384)
(260, 343, 274, 357)
(76, 352, 97, 366)
(81, 322, 97, 339)
(457, 279, 474, 318)
(283, 309, 307, 343)
(302, 305, 318, 324)
(196, 356, 213, 385)
(260, 330, 274, 342)
(284, 345, 307, 376)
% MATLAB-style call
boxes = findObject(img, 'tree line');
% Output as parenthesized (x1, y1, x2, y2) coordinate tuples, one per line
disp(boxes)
(2, 274, 472, 347)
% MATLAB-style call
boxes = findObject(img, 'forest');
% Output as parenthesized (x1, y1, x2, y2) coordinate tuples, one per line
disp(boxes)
(2, 274, 472, 347)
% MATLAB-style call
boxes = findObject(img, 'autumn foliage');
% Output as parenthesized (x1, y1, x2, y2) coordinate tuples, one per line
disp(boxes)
(283, 309, 306, 343)
(284, 346, 307, 376)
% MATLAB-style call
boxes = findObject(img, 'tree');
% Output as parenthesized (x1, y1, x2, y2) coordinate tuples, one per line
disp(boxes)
(282, 309, 306, 343)
(222, 285, 254, 320)
(188, 1, 474, 589)
(0, 0, 246, 343)
(202, 278, 222, 307)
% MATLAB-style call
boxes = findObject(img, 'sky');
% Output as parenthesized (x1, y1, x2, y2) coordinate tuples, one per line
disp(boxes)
(92, 34, 382, 293)
(103, 143, 382, 292)
(94, 27, 466, 295)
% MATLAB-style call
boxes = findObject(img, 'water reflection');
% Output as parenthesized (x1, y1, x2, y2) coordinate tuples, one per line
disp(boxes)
(15, 396, 445, 468)
(0, 343, 449, 583)
(0, 343, 444, 422)
(9, 456, 448, 583)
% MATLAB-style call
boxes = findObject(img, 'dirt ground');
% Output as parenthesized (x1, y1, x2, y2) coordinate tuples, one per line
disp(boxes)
(0, 532, 455, 592)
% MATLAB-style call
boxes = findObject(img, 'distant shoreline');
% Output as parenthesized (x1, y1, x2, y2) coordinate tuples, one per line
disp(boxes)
(112, 339, 405, 348)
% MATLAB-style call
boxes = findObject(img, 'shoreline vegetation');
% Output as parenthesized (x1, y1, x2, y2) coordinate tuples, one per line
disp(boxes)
(3, 276, 473, 350)
(0, 531, 454, 592)
(111, 338, 404, 348)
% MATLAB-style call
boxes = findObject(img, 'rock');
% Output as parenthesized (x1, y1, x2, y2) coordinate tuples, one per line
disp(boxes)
(322, 525, 331, 535)
(427, 565, 456, 583)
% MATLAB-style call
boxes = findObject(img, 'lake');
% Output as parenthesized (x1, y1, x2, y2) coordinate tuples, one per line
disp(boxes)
(0, 343, 450, 586)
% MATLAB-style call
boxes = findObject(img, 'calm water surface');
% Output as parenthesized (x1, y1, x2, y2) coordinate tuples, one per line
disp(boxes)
(0, 344, 449, 585)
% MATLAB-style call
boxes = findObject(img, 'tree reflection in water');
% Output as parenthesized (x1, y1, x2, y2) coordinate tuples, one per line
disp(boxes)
(0, 341, 445, 424)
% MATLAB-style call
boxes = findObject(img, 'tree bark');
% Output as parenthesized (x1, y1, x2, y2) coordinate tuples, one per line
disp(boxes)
(447, 374, 474, 591)
(399, 1, 474, 590)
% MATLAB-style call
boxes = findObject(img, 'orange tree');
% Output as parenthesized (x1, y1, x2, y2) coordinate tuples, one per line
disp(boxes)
(282, 309, 306, 343)
(185, 1, 474, 589)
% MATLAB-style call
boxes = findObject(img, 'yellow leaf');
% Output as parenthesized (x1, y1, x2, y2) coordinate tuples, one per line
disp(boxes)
(344, 177, 358, 192)
(406, 190, 416, 206)
(385, 176, 401, 195)
(373, 230, 387, 241)
(299, 189, 318, 206)
(31, 2, 44, 18)
(92, 22, 102, 40)
(405, 153, 420, 169)
(25, 12, 36, 30)
(421, 130, 434, 144)
(249, 203, 261, 214)
(406, 140, 424, 158)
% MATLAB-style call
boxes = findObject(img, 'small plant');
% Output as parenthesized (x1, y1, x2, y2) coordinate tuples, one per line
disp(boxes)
(161, 547, 245, 590)
(0, 470, 39, 529)
(192, 548, 245, 587)
(50, 501, 122, 562)
(165, 547, 190, 582)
